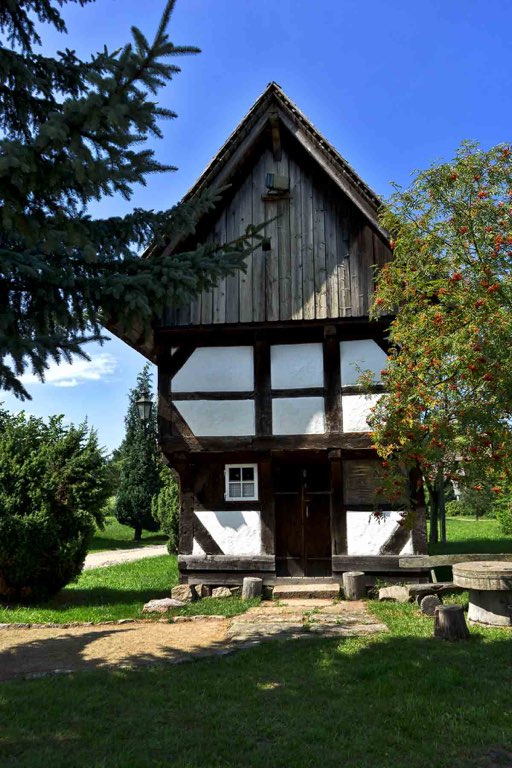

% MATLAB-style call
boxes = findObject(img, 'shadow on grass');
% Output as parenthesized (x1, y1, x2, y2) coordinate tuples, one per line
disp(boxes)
(1, 625, 512, 768)
(0, 586, 171, 617)
(48, 585, 170, 611)
(430, 537, 512, 555)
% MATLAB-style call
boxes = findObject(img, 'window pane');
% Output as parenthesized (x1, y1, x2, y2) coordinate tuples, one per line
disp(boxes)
(242, 482, 255, 498)
(229, 482, 242, 498)
(229, 467, 241, 482)
(242, 467, 254, 481)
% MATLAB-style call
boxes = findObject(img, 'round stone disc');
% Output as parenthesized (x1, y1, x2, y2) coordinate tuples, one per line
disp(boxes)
(453, 561, 512, 591)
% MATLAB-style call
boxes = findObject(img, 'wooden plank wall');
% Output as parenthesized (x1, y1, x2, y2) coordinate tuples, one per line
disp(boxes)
(166, 146, 390, 326)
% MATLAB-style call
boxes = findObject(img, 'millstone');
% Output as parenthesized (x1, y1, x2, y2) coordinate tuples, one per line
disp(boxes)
(453, 561, 512, 627)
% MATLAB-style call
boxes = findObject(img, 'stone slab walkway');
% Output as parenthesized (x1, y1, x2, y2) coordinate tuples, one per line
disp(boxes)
(0, 600, 387, 682)
(227, 599, 387, 645)
(84, 545, 168, 570)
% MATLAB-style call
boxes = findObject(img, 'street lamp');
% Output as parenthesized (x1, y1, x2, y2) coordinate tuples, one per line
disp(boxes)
(135, 390, 153, 427)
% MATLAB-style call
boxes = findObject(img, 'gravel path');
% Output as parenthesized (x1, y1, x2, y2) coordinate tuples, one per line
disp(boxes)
(0, 600, 387, 682)
(84, 545, 168, 570)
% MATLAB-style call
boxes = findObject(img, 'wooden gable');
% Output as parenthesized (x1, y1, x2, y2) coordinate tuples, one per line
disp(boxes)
(161, 82, 391, 329)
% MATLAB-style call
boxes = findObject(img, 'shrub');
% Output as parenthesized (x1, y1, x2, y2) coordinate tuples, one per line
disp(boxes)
(152, 465, 180, 554)
(445, 499, 464, 517)
(493, 493, 512, 535)
(0, 411, 109, 602)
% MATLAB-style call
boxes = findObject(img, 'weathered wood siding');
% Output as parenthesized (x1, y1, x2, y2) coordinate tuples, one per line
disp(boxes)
(165, 145, 390, 327)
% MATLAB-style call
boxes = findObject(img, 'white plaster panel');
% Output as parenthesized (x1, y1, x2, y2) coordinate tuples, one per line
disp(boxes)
(192, 538, 205, 555)
(342, 394, 381, 432)
(172, 346, 253, 392)
(192, 510, 261, 556)
(340, 339, 387, 386)
(399, 535, 414, 556)
(175, 400, 255, 436)
(347, 510, 405, 555)
(271, 343, 323, 389)
(272, 397, 325, 435)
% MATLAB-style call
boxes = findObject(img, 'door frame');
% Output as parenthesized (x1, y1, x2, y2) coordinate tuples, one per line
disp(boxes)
(273, 455, 333, 577)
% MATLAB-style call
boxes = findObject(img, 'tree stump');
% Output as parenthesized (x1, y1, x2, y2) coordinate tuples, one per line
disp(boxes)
(420, 594, 442, 616)
(242, 577, 262, 600)
(342, 571, 366, 601)
(434, 605, 470, 641)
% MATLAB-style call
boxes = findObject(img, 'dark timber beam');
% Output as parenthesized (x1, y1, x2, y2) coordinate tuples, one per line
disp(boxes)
(269, 114, 282, 161)
(259, 458, 275, 555)
(379, 522, 411, 555)
(161, 433, 374, 453)
(324, 325, 342, 432)
(254, 334, 272, 435)
(179, 555, 275, 572)
(176, 463, 194, 559)
(329, 448, 347, 555)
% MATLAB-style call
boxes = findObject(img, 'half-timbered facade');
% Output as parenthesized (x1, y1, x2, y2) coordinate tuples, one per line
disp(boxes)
(116, 83, 427, 586)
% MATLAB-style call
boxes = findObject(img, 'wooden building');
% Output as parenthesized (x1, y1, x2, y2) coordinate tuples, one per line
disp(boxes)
(117, 83, 427, 586)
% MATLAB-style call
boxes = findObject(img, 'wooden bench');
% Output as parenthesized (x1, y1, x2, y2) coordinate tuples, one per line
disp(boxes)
(399, 553, 512, 589)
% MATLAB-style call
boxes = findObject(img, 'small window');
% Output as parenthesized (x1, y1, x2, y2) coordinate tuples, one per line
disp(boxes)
(225, 464, 258, 501)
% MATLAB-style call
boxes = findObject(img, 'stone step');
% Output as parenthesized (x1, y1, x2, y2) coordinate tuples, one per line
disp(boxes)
(272, 583, 340, 600)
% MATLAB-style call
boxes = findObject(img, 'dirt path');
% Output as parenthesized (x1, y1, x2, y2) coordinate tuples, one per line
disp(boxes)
(84, 545, 168, 570)
(0, 600, 387, 682)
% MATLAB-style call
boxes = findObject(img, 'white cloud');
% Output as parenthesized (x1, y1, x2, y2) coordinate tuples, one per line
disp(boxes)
(20, 353, 118, 388)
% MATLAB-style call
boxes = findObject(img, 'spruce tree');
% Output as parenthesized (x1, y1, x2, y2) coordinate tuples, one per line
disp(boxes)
(115, 365, 161, 541)
(0, 1, 259, 399)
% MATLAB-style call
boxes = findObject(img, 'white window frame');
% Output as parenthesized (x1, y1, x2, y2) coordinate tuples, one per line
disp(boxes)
(224, 463, 259, 501)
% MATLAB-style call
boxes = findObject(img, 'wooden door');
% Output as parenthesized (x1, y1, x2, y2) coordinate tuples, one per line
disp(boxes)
(274, 463, 332, 577)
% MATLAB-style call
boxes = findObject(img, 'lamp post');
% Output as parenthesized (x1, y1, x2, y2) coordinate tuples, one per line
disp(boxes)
(135, 390, 153, 432)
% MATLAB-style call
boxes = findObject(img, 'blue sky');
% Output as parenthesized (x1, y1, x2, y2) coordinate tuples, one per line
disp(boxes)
(3, 0, 512, 453)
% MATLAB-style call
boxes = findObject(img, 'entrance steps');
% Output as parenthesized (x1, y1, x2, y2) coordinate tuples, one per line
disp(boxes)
(272, 582, 340, 600)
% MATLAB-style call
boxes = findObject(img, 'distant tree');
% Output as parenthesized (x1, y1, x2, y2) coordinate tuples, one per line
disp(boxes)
(115, 365, 161, 540)
(103, 445, 126, 499)
(152, 464, 180, 554)
(0, 0, 260, 400)
(366, 141, 512, 542)
(0, 410, 109, 602)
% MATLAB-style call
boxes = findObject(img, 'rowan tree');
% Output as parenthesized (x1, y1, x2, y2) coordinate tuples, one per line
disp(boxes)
(0, 0, 259, 400)
(367, 141, 512, 541)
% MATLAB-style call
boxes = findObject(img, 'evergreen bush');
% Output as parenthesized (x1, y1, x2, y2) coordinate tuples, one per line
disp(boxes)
(0, 410, 109, 602)
(152, 465, 180, 554)
(115, 366, 161, 540)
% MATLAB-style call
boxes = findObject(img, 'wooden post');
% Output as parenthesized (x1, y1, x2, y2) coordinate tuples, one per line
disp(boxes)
(342, 571, 366, 600)
(323, 325, 342, 433)
(242, 577, 263, 600)
(254, 334, 272, 435)
(329, 449, 346, 555)
(259, 458, 275, 556)
(434, 605, 470, 641)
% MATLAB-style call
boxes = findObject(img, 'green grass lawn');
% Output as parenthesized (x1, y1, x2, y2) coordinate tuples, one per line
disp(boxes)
(0, 601, 510, 768)
(0, 556, 177, 624)
(429, 515, 512, 554)
(90, 515, 167, 552)
(0, 556, 258, 625)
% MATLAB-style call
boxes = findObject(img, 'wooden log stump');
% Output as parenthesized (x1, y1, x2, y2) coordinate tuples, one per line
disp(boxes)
(242, 577, 263, 600)
(434, 605, 470, 641)
(342, 571, 366, 601)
